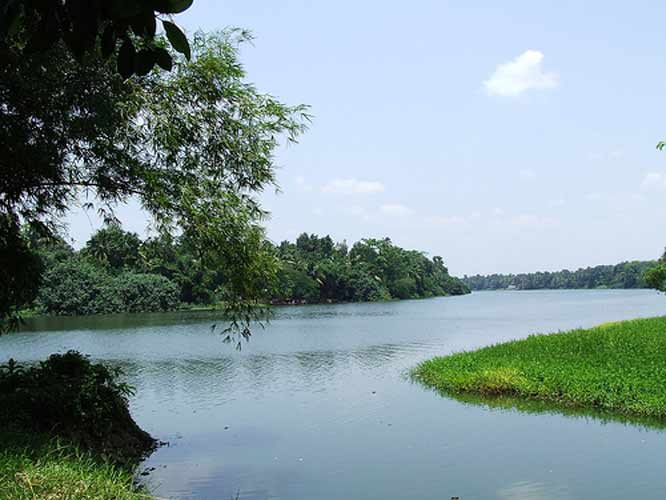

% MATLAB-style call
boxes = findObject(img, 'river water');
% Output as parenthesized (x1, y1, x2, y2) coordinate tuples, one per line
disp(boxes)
(3, 289, 666, 500)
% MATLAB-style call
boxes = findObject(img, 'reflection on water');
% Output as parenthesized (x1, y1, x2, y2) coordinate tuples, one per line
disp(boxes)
(498, 480, 572, 500)
(3, 290, 666, 500)
(434, 390, 666, 432)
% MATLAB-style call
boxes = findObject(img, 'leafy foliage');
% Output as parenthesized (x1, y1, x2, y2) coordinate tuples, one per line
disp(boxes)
(464, 261, 654, 290)
(1, 30, 309, 338)
(645, 262, 666, 291)
(0, 215, 42, 330)
(413, 317, 666, 419)
(0, 0, 194, 79)
(270, 234, 470, 303)
(644, 247, 666, 293)
(113, 273, 180, 313)
(83, 224, 142, 271)
(31, 225, 469, 317)
(37, 258, 120, 316)
(0, 351, 154, 465)
(37, 257, 180, 316)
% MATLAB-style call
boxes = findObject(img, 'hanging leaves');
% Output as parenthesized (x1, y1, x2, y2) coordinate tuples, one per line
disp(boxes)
(0, 0, 194, 78)
(117, 38, 136, 80)
(163, 20, 191, 60)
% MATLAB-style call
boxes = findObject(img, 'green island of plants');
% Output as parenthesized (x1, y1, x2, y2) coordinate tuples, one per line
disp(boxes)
(413, 316, 666, 419)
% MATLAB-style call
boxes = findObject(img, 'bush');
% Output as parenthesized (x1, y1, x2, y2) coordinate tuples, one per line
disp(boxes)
(112, 273, 180, 313)
(0, 352, 154, 465)
(37, 258, 119, 315)
(645, 262, 666, 291)
(37, 258, 180, 315)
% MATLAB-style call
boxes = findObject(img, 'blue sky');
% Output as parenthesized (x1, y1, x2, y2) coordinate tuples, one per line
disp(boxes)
(67, 1, 666, 276)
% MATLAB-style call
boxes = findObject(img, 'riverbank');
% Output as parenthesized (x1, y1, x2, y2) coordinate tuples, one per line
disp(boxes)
(413, 316, 666, 418)
(0, 352, 156, 499)
(0, 432, 150, 500)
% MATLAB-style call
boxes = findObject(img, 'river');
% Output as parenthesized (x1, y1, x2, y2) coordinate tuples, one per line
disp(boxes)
(3, 289, 666, 500)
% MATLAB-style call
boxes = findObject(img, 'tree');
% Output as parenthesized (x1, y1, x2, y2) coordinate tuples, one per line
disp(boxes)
(0, 0, 195, 79)
(1, 30, 310, 334)
(83, 224, 142, 272)
(645, 248, 666, 293)
(37, 258, 119, 316)
(0, 214, 42, 328)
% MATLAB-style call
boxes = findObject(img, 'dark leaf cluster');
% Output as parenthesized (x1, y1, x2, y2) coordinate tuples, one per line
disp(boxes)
(1, 0, 194, 78)
(0, 351, 154, 464)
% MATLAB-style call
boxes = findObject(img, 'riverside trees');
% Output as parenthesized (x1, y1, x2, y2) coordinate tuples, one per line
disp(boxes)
(31, 227, 470, 315)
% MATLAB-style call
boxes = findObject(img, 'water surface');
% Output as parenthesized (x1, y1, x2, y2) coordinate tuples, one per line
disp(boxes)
(4, 290, 666, 500)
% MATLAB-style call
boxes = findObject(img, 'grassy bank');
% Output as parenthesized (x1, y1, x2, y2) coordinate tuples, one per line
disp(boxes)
(413, 316, 666, 419)
(0, 433, 149, 500)
(0, 353, 157, 499)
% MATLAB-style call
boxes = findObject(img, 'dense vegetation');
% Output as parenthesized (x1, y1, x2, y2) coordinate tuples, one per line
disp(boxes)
(0, 434, 150, 500)
(413, 317, 666, 419)
(1, 28, 308, 335)
(0, 352, 154, 465)
(1, 0, 194, 80)
(30, 226, 469, 316)
(0, 351, 154, 499)
(643, 249, 666, 294)
(463, 260, 654, 290)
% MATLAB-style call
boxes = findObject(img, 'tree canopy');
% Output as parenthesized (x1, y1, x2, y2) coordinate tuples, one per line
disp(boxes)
(1, 0, 195, 78)
(0, 29, 310, 334)
(29, 226, 470, 321)
(464, 261, 654, 291)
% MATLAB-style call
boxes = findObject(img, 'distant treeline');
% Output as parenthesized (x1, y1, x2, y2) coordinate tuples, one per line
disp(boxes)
(29, 225, 469, 316)
(463, 261, 655, 291)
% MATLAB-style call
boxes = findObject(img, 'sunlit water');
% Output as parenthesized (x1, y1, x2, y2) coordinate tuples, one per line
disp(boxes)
(3, 290, 666, 500)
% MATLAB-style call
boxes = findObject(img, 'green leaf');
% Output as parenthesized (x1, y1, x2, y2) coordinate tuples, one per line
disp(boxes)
(657, 141, 666, 151)
(135, 49, 156, 76)
(154, 47, 173, 71)
(154, 0, 194, 14)
(162, 20, 190, 60)
(130, 11, 156, 37)
(117, 38, 136, 79)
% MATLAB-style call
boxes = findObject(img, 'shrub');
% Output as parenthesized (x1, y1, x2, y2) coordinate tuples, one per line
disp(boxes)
(37, 258, 180, 315)
(112, 273, 180, 313)
(37, 258, 119, 315)
(0, 352, 154, 465)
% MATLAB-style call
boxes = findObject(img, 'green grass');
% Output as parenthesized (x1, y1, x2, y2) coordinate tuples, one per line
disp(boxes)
(413, 316, 666, 419)
(0, 433, 150, 500)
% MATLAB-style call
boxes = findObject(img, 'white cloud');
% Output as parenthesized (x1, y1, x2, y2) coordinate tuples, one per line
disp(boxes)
(519, 168, 537, 181)
(321, 178, 385, 195)
(641, 172, 666, 191)
(484, 50, 558, 97)
(380, 204, 413, 217)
